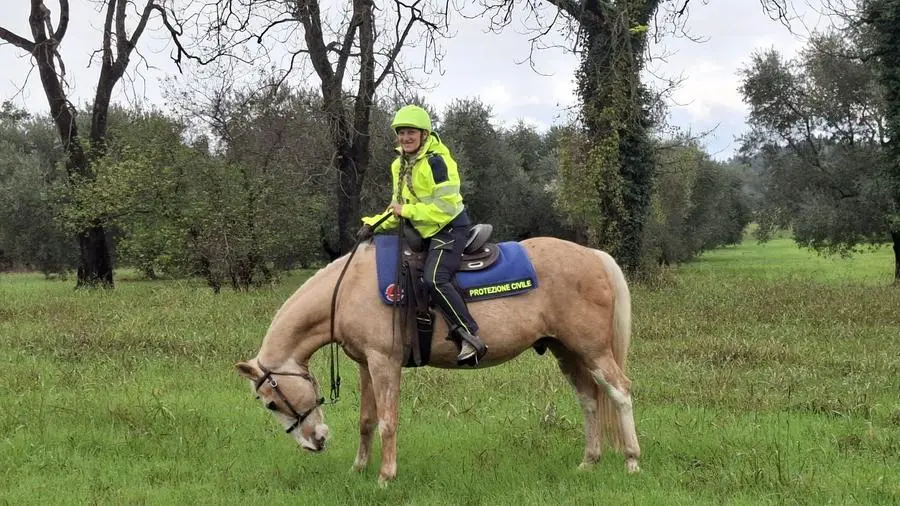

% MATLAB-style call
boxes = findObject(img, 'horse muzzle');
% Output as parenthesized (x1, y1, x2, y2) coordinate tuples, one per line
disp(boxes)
(298, 424, 330, 452)
(302, 435, 327, 452)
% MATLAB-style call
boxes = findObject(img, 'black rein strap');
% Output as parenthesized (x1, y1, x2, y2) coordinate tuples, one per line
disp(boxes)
(327, 212, 394, 404)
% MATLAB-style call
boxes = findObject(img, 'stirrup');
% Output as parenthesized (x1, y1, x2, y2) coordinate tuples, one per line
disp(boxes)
(452, 327, 487, 365)
(457, 341, 478, 362)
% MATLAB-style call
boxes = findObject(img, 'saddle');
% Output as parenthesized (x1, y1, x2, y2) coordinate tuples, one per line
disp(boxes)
(373, 222, 538, 368)
(394, 222, 497, 368)
(401, 223, 500, 270)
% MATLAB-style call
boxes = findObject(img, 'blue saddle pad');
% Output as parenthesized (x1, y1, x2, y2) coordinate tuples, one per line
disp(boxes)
(373, 234, 539, 305)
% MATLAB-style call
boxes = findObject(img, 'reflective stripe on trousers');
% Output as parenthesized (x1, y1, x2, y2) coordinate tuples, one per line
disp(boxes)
(422, 213, 478, 334)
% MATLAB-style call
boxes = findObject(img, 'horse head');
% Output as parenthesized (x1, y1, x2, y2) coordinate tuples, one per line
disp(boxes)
(236, 359, 330, 452)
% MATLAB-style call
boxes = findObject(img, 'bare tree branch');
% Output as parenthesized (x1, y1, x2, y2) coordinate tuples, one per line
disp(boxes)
(256, 16, 299, 42)
(334, 6, 361, 83)
(128, 2, 155, 58)
(115, 0, 128, 57)
(0, 27, 36, 52)
(294, 0, 336, 85)
(374, 0, 425, 88)
(102, 0, 115, 66)
(109, 0, 156, 78)
(758, 0, 804, 32)
(53, 0, 70, 41)
(354, 0, 375, 128)
(149, 3, 225, 71)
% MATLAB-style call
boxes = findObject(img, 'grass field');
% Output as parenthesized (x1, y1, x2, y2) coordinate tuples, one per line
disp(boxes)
(1, 238, 898, 505)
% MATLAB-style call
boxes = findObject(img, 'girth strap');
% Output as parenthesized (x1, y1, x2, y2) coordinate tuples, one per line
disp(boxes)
(401, 257, 433, 368)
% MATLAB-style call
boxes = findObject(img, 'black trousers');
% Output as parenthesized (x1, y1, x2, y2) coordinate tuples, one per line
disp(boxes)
(422, 211, 479, 335)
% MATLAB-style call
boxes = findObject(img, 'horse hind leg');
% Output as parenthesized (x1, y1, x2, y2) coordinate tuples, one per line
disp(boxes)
(548, 342, 602, 468)
(589, 353, 641, 473)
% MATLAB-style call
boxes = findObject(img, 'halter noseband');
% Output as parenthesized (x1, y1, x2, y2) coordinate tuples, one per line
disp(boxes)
(255, 365, 325, 434)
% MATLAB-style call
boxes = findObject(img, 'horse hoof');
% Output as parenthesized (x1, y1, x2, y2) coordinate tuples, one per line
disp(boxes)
(377, 476, 392, 488)
(626, 458, 640, 473)
(351, 456, 369, 473)
(577, 461, 595, 471)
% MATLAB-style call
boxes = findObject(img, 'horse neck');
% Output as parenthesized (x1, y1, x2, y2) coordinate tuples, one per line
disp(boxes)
(257, 257, 346, 367)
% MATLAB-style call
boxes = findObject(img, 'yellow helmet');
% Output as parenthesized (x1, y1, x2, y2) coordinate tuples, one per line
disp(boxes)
(391, 105, 432, 133)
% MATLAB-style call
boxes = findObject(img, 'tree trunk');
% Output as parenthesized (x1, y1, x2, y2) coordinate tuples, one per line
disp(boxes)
(76, 225, 114, 288)
(892, 229, 899, 283)
(574, 0, 659, 275)
(618, 118, 655, 274)
(90, 72, 115, 154)
(323, 89, 375, 255)
(319, 225, 340, 261)
(25, 4, 116, 288)
(6, 0, 176, 288)
(76, 75, 119, 288)
(39, 67, 114, 288)
(336, 145, 366, 253)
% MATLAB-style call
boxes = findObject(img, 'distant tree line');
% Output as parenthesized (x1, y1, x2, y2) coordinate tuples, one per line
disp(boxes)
(0, 0, 757, 289)
(4, 1, 895, 288)
(0, 91, 749, 289)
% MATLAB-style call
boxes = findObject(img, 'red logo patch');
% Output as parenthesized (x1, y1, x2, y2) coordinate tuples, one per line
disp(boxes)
(385, 283, 405, 303)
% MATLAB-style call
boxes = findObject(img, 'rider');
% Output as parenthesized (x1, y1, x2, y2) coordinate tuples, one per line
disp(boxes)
(357, 104, 487, 364)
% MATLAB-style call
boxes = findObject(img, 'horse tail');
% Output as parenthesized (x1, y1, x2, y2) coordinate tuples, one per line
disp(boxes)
(596, 250, 632, 451)
(597, 250, 631, 369)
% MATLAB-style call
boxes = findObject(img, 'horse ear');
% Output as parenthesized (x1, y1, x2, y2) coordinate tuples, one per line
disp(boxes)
(235, 361, 260, 380)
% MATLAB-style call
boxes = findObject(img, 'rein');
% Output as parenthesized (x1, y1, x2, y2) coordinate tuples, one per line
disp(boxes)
(326, 212, 394, 404)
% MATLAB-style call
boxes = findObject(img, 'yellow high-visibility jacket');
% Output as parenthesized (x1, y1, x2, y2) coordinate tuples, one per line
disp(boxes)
(362, 134, 465, 238)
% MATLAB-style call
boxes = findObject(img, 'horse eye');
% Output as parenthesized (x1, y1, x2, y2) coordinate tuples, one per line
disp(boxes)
(266, 401, 277, 411)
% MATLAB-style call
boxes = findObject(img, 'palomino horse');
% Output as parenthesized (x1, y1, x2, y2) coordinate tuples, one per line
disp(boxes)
(235, 236, 641, 484)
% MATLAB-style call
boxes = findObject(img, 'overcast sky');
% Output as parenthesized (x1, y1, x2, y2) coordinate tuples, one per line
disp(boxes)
(1, 1, 826, 160)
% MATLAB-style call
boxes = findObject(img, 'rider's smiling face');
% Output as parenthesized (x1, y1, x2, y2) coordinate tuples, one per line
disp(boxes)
(396, 127, 425, 154)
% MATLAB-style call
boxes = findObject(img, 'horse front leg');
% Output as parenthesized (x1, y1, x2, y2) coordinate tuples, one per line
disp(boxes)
(367, 353, 402, 485)
(352, 363, 377, 473)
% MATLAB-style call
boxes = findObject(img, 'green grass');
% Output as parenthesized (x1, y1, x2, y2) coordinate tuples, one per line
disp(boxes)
(1, 239, 898, 505)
